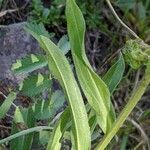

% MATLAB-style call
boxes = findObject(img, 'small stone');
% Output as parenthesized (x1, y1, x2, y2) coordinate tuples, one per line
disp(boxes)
(0, 22, 42, 83)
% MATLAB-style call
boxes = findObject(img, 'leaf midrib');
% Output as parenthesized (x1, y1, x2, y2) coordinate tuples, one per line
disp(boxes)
(41, 37, 82, 149)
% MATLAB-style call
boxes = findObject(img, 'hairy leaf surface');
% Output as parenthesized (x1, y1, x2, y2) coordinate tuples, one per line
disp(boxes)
(29, 35, 91, 149)
(66, 0, 115, 133)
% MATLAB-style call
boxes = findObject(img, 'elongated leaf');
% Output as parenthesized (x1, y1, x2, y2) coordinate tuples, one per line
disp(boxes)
(26, 33, 91, 149)
(0, 92, 16, 119)
(66, 0, 115, 133)
(80, 50, 124, 150)
(116, 0, 136, 10)
(73, 57, 114, 132)
(12, 54, 47, 75)
(10, 107, 36, 150)
(103, 54, 125, 94)
(46, 109, 70, 150)
(41, 36, 91, 149)
(20, 73, 52, 97)
(10, 107, 27, 150)
(22, 107, 36, 150)
(1, 126, 52, 145)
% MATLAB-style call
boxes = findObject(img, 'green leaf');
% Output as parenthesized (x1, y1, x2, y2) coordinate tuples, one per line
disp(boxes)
(103, 54, 125, 94)
(40, 36, 91, 149)
(120, 135, 128, 150)
(35, 90, 66, 120)
(20, 73, 52, 97)
(58, 35, 71, 55)
(66, 0, 115, 133)
(0, 92, 16, 119)
(39, 130, 51, 145)
(137, 2, 146, 21)
(22, 107, 36, 150)
(116, 0, 136, 10)
(42, 8, 50, 20)
(88, 110, 97, 133)
(1, 126, 52, 145)
(46, 109, 70, 150)
(25, 22, 54, 40)
(11, 54, 47, 75)
(11, 45, 69, 75)
(13, 107, 25, 123)
(10, 107, 36, 150)
(10, 107, 27, 150)
(96, 62, 150, 149)
(26, 31, 91, 149)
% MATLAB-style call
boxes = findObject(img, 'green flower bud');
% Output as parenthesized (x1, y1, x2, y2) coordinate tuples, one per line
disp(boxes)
(123, 39, 150, 69)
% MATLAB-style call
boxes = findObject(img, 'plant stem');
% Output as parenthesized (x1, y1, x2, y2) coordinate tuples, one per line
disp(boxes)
(96, 64, 150, 150)
(106, 0, 140, 39)
(0, 126, 52, 144)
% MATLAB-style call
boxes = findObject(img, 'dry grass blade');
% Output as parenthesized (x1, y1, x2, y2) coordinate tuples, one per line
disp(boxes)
(0, 9, 19, 17)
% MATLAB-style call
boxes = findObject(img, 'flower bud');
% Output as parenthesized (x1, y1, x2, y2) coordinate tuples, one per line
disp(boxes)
(123, 39, 150, 69)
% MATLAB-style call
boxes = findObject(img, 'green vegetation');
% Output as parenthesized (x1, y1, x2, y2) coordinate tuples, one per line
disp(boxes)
(0, 0, 150, 149)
